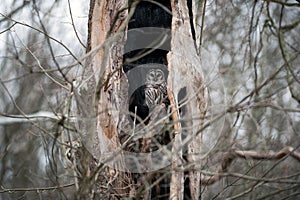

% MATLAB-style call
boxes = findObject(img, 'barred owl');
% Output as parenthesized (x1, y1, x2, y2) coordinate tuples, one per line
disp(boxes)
(145, 68, 168, 110)
(142, 68, 168, 153)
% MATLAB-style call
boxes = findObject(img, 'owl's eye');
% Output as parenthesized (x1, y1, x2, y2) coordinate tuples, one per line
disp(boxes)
(147, 73, 154, 79)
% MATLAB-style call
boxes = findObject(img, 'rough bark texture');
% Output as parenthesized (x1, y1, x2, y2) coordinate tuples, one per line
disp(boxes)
(85, 0, 206, 199)
(168, 0, 206, 199)
(84, 0, 132, 198)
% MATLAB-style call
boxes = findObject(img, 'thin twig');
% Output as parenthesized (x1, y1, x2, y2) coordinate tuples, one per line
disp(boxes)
(0, 183, 75, 193)
(67, 0, 86, 48)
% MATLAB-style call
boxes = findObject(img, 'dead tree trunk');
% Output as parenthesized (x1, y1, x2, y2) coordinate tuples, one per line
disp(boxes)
(78, 0, 206, 199)
(168, 1, 206, 199)
(77, 0, 133, 199)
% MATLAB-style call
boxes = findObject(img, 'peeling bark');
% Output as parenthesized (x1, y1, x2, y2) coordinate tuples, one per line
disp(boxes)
(168, 0, 207, 200)
(82, 0, 132, 198)
(85, 0, 207, 199)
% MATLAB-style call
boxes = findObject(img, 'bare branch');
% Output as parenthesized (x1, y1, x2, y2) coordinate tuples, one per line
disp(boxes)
(67, 0, 86, 48)
(0, 13, 82, 65)
(264, 0, 300, 7)
(0, 183, 75, 193)
(200, 146, 300, 185)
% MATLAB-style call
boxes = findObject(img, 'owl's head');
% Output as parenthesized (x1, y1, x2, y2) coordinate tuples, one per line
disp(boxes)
(146, 68, 165, 84)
